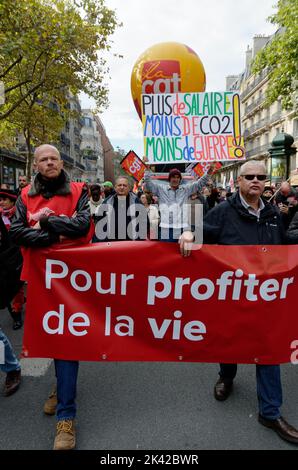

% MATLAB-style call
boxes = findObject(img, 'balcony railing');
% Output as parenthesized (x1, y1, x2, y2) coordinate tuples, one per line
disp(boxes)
(240, 69, 268, 100)
(75, 161, 85, 171)
(0, 147, 26, 162)
(247, 118, 268, 135)
(244, 95, 265, 115)
(245, 143, 269, 158)
(61, 152, 74, 165)
(269, 111, 283, 124)
(86, 155, 98, 161)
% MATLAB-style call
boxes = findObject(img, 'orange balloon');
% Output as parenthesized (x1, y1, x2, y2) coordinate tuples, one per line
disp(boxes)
(131, 42, 206, 119)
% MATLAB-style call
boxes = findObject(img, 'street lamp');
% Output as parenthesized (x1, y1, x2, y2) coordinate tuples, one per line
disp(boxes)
(268, 132, 296, 184)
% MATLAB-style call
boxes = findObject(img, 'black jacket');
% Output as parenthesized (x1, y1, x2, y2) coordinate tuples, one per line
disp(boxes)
(10, 170, 91, 247)
(203, 191, 286, 245)
(0, 217, 23, 308)
(287, 211, 298, 243)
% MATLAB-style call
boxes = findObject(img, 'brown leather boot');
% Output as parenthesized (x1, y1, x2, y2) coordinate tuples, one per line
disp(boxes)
(53, 419, 76, 450)
(44, 386, 57, 415)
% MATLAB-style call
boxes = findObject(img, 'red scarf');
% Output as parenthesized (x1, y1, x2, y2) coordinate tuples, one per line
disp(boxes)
(0, 206, 16, 230)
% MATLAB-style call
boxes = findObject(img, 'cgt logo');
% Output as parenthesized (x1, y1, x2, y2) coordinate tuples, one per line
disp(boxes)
(141, 60, 181, 94)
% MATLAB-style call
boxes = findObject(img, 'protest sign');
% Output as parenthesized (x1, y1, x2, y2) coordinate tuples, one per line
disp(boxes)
(142, 91, 245, 164)
(23, 242, 298, 364)
(120, 150, 147, 181)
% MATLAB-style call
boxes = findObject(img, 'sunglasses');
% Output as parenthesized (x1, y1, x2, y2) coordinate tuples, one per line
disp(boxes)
(241, 175, 267, 181)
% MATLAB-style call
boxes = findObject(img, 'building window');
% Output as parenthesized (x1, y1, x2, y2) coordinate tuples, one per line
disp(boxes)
(293, 120, 298, 138)
(84, 117, 93, 128)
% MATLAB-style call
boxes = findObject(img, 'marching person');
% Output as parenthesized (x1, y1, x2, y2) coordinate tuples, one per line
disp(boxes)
(143, 157, 215, 242)
(93, 176, 148, 242)
(88, 183, 102, 219)
(16, 174, 29, 196)
(140, 192, 160, 239)
(286, 210, 298, 243)
(180, 160, 298, 443)
(0, 216, 22, 396)
(201, 160, 298, 444)
(0, 189, 24, 329)
(10, 144, 93, 450)
(102, 180, 115, 199)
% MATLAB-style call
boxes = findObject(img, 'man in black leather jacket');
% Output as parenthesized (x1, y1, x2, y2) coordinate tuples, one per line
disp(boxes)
(10, 144, 91, 451)
(203, 160, 298, 444)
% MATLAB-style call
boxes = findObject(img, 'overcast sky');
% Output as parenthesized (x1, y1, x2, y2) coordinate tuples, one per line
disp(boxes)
(81, 0, 277, 157)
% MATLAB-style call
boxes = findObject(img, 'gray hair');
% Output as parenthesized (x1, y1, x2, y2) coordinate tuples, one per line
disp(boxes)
(115, 175, 130, 186)
(239, 160, 267, 176)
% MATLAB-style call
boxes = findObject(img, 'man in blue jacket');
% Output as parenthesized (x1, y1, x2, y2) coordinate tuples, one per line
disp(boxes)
(202, 160, 298, 444)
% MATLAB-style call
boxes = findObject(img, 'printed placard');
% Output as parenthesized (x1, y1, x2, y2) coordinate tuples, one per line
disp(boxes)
(142, 92, 245, 164)
(23, 243, 298, 364)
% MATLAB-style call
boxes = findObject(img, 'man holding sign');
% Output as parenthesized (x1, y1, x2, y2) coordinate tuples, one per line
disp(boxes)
(10, 144, 93, 450)
(144, 156, 215, 242)
(202, 160, 298, 444)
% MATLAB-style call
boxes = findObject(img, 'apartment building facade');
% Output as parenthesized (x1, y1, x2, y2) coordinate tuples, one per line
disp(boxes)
(218, 32, 298, 187)
(59, 94, 85, 181)
(80, 109, 104, 183)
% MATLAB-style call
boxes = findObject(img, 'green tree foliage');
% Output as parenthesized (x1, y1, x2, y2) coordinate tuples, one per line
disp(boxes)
(0, 0, 119, 118)
(252, 0, 298, 112)
(0, 0, 119, 175)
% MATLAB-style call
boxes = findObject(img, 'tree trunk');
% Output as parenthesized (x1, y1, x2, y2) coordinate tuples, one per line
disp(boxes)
(24, 128, 33, 178)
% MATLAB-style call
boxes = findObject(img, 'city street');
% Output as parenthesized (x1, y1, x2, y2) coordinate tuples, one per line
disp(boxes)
(1, 306, 298, 451)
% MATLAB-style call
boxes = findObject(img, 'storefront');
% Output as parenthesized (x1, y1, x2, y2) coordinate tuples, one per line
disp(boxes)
(0, 148, 26, 189)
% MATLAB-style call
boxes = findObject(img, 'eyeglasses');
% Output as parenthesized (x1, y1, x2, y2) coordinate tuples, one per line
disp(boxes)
(241, 175, 267, 181)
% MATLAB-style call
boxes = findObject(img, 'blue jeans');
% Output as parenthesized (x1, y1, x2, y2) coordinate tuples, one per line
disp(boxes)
(54, 359, 79, 421)
(0, 329, 20, 373)
(219, 363, 282, 420)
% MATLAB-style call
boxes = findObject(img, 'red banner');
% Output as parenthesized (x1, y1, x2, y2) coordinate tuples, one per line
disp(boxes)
(193, 161, 222, 177)
(23, 242, 298, 364)
(120, 150, 147, 182)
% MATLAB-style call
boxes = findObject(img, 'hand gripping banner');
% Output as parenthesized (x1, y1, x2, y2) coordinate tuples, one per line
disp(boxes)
(23, 242, 298, 364)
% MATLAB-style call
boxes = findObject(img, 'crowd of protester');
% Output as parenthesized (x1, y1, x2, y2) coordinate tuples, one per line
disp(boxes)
(1, 151, 298, 449)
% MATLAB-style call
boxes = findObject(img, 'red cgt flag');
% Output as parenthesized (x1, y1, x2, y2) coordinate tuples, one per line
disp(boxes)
(193, 161, 222, 177)
(120, 150, 147, 182)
